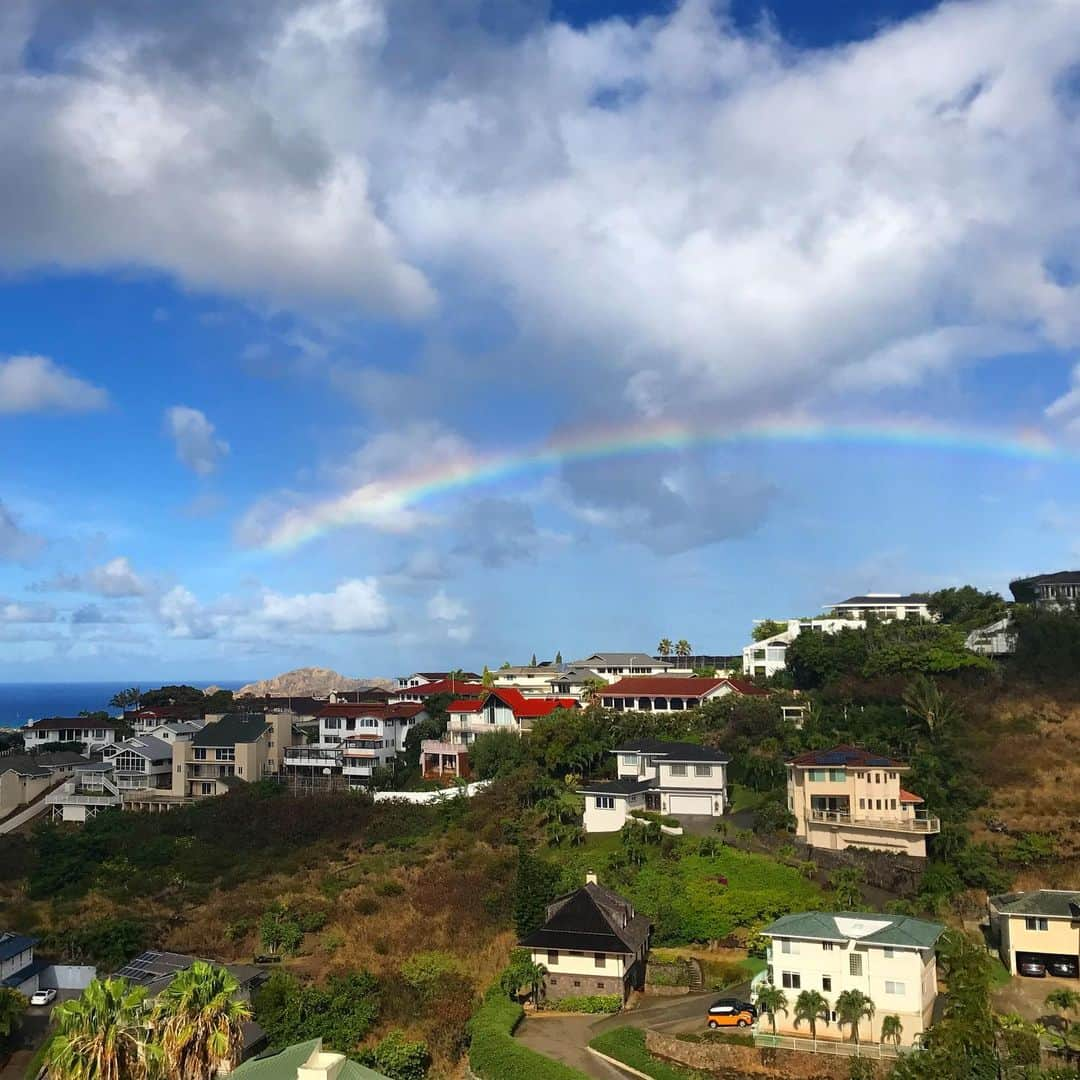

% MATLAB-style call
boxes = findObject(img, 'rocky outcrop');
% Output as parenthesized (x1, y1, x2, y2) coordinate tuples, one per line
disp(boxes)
(235, 667, 394, 698)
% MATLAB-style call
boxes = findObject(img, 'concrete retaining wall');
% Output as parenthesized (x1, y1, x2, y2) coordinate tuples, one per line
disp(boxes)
(39, 964, 97, 990)
(373, 781, 490, 804)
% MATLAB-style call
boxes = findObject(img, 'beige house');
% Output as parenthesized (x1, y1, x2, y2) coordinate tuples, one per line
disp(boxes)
(172, 712, 295, 798)
(787, 746, 939, 857)
(762, 911, 943, 1046)
(989, 890, 1080, 975)
(0, 752, 86, 817)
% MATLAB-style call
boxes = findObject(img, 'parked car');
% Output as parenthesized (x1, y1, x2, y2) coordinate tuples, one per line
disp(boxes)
(707, 999, 757, 1028)
(1018, 958, 1047, 978)
(29, 988, 57, 1006)
(1047, 958, 1079, 978)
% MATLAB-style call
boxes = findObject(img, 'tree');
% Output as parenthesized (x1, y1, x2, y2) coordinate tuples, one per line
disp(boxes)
(880, 1013, 903, 1047)
(830, 867, 865, 910)
(657, 638, 673, 657)
(926, 586, 1006, 631)
(153, 961, 251, 1080)
(45, 977, 157, 1080)
(481, 665, 494, 688)
(470, 729, 530, 780)
(512, 847, 560, 937)
(902, 674, 962, 742)
(752, 621, 788, 642)
(0, 987, 26, 1051)
(1046, 988, 1080, 1023)
(835, 989, 875, 1044)
(754, 984, 787, 1035)
(530, 654, 538, 667)
(360, 1030, 431, 1080)
(580, 678, 607, 710)
(792, 989, 830, 1040)
(675, 639, 692, 657)
(555, 651, 563, 665)
(109, 687, 142, 712)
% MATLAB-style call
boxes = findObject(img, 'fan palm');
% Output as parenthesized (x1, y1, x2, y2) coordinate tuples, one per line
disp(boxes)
(902, 674, 961, 741)
(754, 984, 787, 1035)
(45, 977, 157, 1080)
(792, 989, 830, 1040)
(152, 961, 251, 1080)
(657, 638, 673, 657)
(581, 678, 607, 709)
(835, 988, 875, 1044)
(675, 639, 692, 658)
(880, 1013, 903, 1047)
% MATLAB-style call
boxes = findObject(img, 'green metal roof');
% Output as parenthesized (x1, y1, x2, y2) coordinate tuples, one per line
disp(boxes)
(229, 1039, 387, 1079)
(762, 911, 944, 949)
(991, 891, 1080, 919)
(192, 713, 269, 747)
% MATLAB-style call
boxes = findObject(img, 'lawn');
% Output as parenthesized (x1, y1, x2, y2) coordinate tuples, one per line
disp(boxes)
(589, 1027, 708, 1080)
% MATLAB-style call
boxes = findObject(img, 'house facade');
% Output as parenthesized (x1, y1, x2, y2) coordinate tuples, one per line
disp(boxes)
(22, 717, 119, 753)
(102, 735, 174, 791)
(598, 676, 768, 712)
(0, 932, 39, 993)
(742, 619, 866, 679)
(579, 739, 728, 832)
(395, 671, 480, 690)
(989, 890, 1080, 975)
(569, 653, 693, 684)
(519, 873, 652, 1003)
(172, 712, 295, 798)
(826, 594, 932, 621)
(762, 911, 943, 1046)
(787, 746, 940, 857)
(389, 679, 485, 704)
(0, 752, 86, 817)
(1010, 571, 1080, 608)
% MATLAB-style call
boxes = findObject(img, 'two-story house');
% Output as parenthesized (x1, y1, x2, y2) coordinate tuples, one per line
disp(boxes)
(101, 735, 174, 791)
(172, 712, 295, 798)
(826, 594, 932, 621)
(579, 739, 729, 832)
(989, 890, 1080, 976)
(396, 671, 481, 690)
(568, 653, 693, 684)
(787, 746, 940, 857)
(0, 752, 87, 817)
(742, 618, 866, 679)
(761, 911, 944, 1046)
(598, 676, 768, 712)
(0, 932, 40, 994)
(22, 717, 120, 753)
(519, 872, 652, 1004)
(1010, 570, 1080, 608)
(389, 678, 486, 705)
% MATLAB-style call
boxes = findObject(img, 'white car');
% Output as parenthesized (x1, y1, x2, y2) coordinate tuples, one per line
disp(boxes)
(29, 989, 57, 1006)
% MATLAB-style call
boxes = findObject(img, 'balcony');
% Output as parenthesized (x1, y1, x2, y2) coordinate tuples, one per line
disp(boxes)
(285, 747, 342, 768)
(809, 809, 940, 833)
(448, 718, 515, 736)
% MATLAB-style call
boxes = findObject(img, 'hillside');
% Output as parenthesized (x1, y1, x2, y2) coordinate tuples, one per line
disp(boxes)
(235, 667, 395, 698)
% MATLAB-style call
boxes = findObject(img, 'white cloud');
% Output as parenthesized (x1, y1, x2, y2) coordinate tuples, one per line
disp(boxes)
(158, 584, 217, 639)
(33, 555, 150, 596)
(0, 355, 108, 414)
(256, 578, 391, 633)
(164, 406, 230, 475)
(428, 589, 467, 623)
(0, 500, 46, 564)
(1045, 363, 1080, 435)
(0, 599, 56, 623)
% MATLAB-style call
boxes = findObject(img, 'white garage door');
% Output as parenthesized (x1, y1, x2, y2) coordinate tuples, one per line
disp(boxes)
(669, 794, 713, 816)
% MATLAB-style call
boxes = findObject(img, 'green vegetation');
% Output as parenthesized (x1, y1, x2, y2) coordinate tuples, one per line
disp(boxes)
(0, 987, 26, 1058)
(359, 1030, 431, 1080)
(589, 1027, 705, 1080)
(544, 995, 621, 1013)
(752, 620, 789, 642)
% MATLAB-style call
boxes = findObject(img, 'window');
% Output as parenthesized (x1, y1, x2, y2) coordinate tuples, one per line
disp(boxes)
(876, 800, 882, 810)
(859, 798, 866, 810)
(875, 773, 881, 783)
(890, 799, 897, 810)
(883, 948, 894, 959)
(822, 976, 832, 992)
(669, 764, 687, 777)
(215, 748, 235, 761)
(324, 718, 341, 730)
(594, 954, 606, 968)
(822, 943, 834, 951)
(808, 769, 826, 782)
(595, 796, 616, 810)
(781, 972, 801, 990)
(885, 981, 906, 995)
(620, 754, 637, 769)
(549, 977, 558, 985)
(548, 951, 559, 964)
(849, 953, 863, 976)
(829, 769, 845, 782)
(193, 748, 207, 760)
(780, 939, 798, 955)
(573, 980, 581, 988)
(1025, 917, 1049, 931)
(596, 982, 605, 989)
(694, 764, 712, 777)
(200, 782, 214, 795)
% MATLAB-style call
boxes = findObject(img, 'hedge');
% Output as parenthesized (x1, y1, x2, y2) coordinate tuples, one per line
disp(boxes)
(467, 986, 590, 1080)
(589, 1026, 704, 1080)
(629, 810, 681, 829)
(544, 994, 621, 1014)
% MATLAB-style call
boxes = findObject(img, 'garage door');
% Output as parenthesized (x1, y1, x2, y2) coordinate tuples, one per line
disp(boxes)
(669, 795, 713, 815)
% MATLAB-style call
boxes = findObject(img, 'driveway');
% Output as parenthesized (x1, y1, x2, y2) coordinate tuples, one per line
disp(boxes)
(993, 972, 1080, 1025)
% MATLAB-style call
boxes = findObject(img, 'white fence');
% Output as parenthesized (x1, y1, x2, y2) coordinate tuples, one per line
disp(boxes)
(753, 1033, 903, 1059)
(372, 780, 490, 804)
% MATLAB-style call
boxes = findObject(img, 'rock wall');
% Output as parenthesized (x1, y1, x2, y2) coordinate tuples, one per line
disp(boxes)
(793, 841, 925, 896)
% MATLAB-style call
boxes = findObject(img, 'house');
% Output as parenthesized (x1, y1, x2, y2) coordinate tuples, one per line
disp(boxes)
(132, 706, 200, 732)
(284, 703, 427, 788)
(826, 593, 932, 621)
(0, 933, 40, 993)
(568, 652, 693, 684)
(145, 720, 207, 743)
(989, 890, 1080, 976)
(491, 665, 565, 696)
(0, 752, 87, 817)
(965, 617, 1016, 657)
(742, 618, 866, 679)
(396, 671, 481, 689)
(389, 678, 486, 704)
(228, 1037, 388, 1079)
(787, 746, 940, 857)
(549, 667, 608, 698)
(598, 676, 768, 712)
(231, 696, 326, 724)
(172, 712, 296, 799)
(21, 717, 120, 753)
(761, 911, 944, 1046)
(1010, 570, 1080, 608)
(519, 872, 652, 1004)
(102, 735, 174, 791)
(579, 739, 728, 832)
(328, 687, 393, 705)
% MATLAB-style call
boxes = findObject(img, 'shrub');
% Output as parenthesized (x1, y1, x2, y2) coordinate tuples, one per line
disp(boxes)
(545, 995, 621, 1014)
(354, 896, 380, 916)
(400, 951, 462, 1002)
(361, 1029, 431, 1080)
(298, 910, 328, 932)
(376, 880, 406, 897)
(468, 985, 590, 1080)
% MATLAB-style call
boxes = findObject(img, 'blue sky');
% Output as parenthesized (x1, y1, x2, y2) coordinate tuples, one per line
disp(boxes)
(2, 0, 1079, 682)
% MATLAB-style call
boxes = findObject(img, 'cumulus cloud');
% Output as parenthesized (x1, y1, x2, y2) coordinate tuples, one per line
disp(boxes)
(256, 578, 391, 633)
(427, 589, 468, 623)
(0, 599, 56, 623)
(1045, 362, 1080, 435)
(164, 406, 230, 475)
(0, 500, 46, 564)
(0, 355, 108, 414)
(158, 584, 217, 639)
(33, 556, 150, 596)
(71, 603, 127, 624)
(452, 496, 540, 567)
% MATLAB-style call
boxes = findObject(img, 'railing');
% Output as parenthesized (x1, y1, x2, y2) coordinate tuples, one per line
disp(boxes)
(47, 790, 119, 807)
(284, 748, 342, 766)
(754, 1033, 904, 1058)
(809, 810, 940, 832)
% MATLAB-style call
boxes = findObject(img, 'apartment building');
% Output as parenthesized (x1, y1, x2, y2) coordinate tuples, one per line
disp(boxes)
(989, 890, 1080, 975)
(519, 872, 652, 1004)
(598, 676, 768, 712)
(762, 911, 943, 1046)
(826, 594, 932, 621)
(579, 739, 728, 833)
(172, 712, 294, 798)
(787, 746, 939, 857)
(22, 717, 119, 753)
(742, 618, 866, 679)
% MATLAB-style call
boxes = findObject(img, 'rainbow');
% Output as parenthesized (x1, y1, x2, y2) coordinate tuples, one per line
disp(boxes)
(260, 415, 1064, 552)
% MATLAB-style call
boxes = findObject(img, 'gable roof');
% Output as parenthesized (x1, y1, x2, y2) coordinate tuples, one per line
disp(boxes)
(396, 679, 486, 698)
(832, 593, 929, 606)
(600, 676, 768, 698)
(990, 890, 1080, 919)
(0, 752, 86, 778)
(107, 735, 172, 760)
(1012, 571, 1080, 586)
(573, 652, 674, 667)
(0, 933, 36, 963)
(520, 882, 652, 955)
(763, 911, 944, 949)
(786, 744, 906, 769)
(615, 738, 729, 763)
(446, 689, 577, 718)
(24, 717, 121, 732)
(577, 777, 656, 796)
(192, 713, 269, 747)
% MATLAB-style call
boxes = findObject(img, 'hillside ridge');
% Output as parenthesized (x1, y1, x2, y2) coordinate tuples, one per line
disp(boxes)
(233, 667, 395, 697)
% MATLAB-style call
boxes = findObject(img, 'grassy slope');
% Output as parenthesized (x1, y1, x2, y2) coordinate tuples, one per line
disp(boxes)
(589, 1027, 707, 1080)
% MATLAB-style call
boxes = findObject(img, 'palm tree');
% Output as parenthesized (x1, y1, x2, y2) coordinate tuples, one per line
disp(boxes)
(675, 639, 692, 658)
(902, 674, 961, 741)
(45, 977, 157, 1080)
(835, 989, 875, 1045)
(880, 1013, 903, 1047)
(153, 961, 251, 1080)
(657, 638, 673, 657)
(754, 984, 787, 1035)
(481, 666, 495, 688)
(581, 678, 607, 709)
(793, 989, 830, 1040)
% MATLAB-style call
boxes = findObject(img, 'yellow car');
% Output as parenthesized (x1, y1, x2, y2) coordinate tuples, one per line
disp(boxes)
(706, 999, 757, 1028)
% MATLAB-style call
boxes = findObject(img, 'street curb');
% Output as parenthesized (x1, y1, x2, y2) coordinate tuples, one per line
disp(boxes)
(586, 1046, 653, 1079)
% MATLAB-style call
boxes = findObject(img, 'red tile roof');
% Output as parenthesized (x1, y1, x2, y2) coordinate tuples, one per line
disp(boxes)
(396, 680, 485, 698)
(600, 676, 768, 698)
(446, 689, 578, 718)
(317, 702, 424, 720)
(786, 744, 906, 768)
(899, 790, 923, 803)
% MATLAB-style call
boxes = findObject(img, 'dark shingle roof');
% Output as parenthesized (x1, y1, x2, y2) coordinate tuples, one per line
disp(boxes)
(520, 882, 651, 955)
(787, 744, 904, 769)
(0, 752, 86, 777)
(991, 890, 1080, 918)
(24, 717, 120, 732)
(0, 933, 37, 963)
(615, 739, 729, 763)
(577, 777, 656, 796)
(192, 713, 269, 747)
(832, 594, 929, 606)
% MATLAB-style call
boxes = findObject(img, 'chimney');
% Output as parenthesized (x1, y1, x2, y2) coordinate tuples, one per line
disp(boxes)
(585, 870, 598, 886)
(297, 1042, 346, 1080)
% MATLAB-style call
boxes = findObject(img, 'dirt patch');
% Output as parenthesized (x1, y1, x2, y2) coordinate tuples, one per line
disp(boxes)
(992, 972, 1080, 1024)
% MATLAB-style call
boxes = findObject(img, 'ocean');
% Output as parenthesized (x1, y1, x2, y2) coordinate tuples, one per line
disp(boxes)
(0, 681, 250, 729)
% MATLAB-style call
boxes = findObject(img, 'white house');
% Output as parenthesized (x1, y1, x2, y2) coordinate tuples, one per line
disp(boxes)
(102, 735, 174, 791)
(761, 911, 944, 1047)
(519, 873, 652, 1004)
(395, 671, 480, 689)
(22, 717, 120, 753)
(598, 676, 769, 712)
(568, 652, 693, 685)
(144, 720, 206, 743)
(579, 739, 729, 832)
(491, 665, 564, 696)
(742, 619, 865, 679)
(1010, 570, 1080, 609)
(826, 594, 932, 621)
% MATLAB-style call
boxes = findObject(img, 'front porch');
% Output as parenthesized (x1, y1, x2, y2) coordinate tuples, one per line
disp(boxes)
(420, 740, 471, 781)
